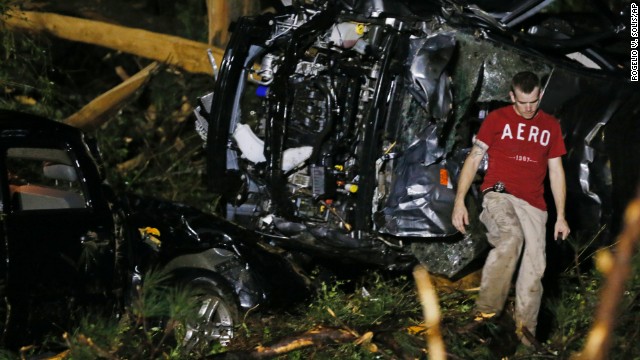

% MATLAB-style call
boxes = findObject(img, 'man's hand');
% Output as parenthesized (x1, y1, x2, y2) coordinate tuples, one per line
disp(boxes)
(548, 157, 569, 241)
(554, 218, 570, 241)
(452, 201, 469, 234)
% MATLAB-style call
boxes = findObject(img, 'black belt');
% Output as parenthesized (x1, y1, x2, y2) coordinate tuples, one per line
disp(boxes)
(482, 188, 508, 195)
(482, 182, 508, 195)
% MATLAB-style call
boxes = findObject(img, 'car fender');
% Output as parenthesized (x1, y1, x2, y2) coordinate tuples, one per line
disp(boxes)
(162, 247, 264, 309)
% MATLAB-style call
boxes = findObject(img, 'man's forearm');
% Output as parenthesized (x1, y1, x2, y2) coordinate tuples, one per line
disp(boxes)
(454, 143, 486, 203)
(548, 158, 567, 219)
(550, 179, 566, 219)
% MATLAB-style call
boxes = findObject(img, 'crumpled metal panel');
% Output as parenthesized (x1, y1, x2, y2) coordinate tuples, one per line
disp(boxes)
(381, 31, 496, 275)
(407, 32, 456, 121)
(380, 123, 458, 237)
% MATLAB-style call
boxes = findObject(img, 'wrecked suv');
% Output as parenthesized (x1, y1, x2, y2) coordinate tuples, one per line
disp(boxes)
(195, 0, 639, 278)
(0, 110, 308, 348)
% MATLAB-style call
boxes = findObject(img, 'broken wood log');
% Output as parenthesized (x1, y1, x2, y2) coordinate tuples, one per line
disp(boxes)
(209, 326, 357, 359)
(2, 9, 223, 75)
(413, 265, 446, 360)
(64, 62, 159, 131)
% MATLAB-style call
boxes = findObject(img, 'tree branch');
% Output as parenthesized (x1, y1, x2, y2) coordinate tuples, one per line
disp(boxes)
(2, 9, 223, 75)
(64, 62, 159, 131)
(575, 194, 640, 359)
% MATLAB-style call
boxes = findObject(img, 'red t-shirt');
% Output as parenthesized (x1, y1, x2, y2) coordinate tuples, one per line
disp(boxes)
(476, 105, 566, 210)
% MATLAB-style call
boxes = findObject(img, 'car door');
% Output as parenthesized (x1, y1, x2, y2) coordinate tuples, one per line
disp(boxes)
(1, 144, 115, 340)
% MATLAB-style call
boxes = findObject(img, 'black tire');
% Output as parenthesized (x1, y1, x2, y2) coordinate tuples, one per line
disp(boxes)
(180, 275, 240, 349)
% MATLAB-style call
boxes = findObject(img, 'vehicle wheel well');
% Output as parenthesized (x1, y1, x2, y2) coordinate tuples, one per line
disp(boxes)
(168, 269, 240, 316)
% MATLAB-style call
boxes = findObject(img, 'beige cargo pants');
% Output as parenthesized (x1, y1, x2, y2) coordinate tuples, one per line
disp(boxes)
(476, 192, 548, 336)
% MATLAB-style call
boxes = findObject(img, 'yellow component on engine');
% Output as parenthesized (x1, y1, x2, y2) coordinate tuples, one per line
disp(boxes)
(346, 184, 358, 193)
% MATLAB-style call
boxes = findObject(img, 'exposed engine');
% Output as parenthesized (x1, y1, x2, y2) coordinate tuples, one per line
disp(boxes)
(253, 19, 392, 231)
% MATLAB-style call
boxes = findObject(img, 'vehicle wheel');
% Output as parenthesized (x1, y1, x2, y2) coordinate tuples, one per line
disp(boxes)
(181, 275, 239, 350)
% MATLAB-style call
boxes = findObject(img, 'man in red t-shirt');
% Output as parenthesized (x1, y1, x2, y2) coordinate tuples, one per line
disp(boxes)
(452, 71, 570, 346)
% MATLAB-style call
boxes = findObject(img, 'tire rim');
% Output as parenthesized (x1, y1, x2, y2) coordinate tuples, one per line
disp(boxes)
(183, 294, 235, 348)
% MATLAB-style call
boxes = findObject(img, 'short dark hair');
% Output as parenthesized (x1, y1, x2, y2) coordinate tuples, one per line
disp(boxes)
(511, 71, 540, 94)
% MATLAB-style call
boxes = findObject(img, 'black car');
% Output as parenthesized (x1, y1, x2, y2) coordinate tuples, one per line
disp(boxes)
(0, 110, 309, 348)
(194, 0, 640, 278)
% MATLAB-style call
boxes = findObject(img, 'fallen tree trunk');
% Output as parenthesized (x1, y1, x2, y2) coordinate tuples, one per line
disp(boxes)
(206, 0, 262, 47)
(64, 62, 159, 131)
(2, 9, 223, 75)
(207, 0, 229, 46)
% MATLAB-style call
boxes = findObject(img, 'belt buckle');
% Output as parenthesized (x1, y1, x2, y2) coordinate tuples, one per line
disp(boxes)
(493, 181, 506, 193)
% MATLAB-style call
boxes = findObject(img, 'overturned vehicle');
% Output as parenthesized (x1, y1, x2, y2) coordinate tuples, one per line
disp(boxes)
(194, 0, 639, 278)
